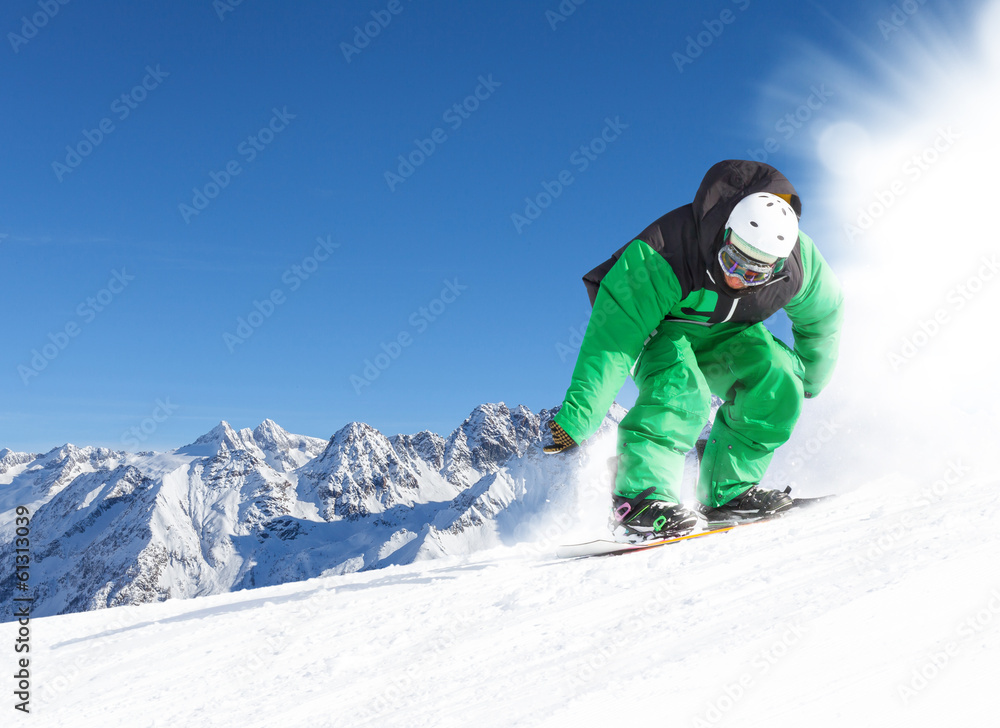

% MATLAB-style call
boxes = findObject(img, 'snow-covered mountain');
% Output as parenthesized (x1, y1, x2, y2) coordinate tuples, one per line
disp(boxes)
(0, 403, 624, 619)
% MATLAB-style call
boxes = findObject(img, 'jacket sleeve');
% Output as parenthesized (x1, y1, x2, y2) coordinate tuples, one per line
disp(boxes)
(554, 239, 682, 443)
(783, 232, 845, 398)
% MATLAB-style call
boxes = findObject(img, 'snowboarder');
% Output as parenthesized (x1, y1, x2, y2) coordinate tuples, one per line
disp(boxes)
(543, 160, 844, 542)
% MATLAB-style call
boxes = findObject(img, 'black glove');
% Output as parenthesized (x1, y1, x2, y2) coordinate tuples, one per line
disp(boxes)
(543, 421, 578, 454)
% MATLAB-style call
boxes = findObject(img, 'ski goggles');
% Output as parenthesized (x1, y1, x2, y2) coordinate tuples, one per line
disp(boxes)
(717, 230, 785, 286)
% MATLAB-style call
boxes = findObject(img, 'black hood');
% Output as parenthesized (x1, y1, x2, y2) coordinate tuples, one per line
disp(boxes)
(692, 159, 802, 259)
(583, 160, 807, 324)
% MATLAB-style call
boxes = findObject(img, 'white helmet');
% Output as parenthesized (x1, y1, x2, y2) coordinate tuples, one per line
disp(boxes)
(724, 193, 799, 264)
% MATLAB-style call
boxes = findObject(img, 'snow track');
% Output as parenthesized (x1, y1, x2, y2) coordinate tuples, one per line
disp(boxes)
(8, 473, 998, 727)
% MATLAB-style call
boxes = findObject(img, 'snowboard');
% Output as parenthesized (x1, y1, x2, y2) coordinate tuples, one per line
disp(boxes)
(556, 495, 833, 559)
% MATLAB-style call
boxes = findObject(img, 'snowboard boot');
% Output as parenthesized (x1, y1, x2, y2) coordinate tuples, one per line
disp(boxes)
(609, 486, 699, 543)
(698, 484, 794, 522)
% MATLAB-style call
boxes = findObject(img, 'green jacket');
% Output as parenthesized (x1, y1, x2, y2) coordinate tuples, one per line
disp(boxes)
(555, 160, 844, 444)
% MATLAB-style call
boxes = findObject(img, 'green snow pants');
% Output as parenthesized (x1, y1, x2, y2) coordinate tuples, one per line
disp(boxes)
(615, 322, 806, 508)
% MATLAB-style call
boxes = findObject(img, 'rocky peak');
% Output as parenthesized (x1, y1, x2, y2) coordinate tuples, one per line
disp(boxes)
(180, 421, 260, 458)
(252, 419, 326, 473)
(0, 448, 37, 475)
(253, 418, 290, 448)
(441, 402, 538, 487)
(301, 422, 420, 520)
(390, 430, 447, 472)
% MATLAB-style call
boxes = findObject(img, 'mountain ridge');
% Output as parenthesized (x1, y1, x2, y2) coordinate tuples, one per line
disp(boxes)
(0, 402, 625, 620)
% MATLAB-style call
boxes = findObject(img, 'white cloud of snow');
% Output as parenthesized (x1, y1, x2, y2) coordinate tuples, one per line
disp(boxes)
(776, 0, 1000, 495)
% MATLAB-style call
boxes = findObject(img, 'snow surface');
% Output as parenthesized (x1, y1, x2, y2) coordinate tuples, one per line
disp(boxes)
(4, 472, 998, 727)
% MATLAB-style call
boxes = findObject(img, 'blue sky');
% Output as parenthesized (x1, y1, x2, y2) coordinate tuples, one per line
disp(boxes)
(0, 0, 982, 452)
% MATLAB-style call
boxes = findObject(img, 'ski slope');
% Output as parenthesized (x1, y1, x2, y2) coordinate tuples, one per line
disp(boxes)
(7, 471, 998, 728)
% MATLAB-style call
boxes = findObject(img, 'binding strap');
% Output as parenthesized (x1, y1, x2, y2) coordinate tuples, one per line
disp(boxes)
(613, 486, 657, 523)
